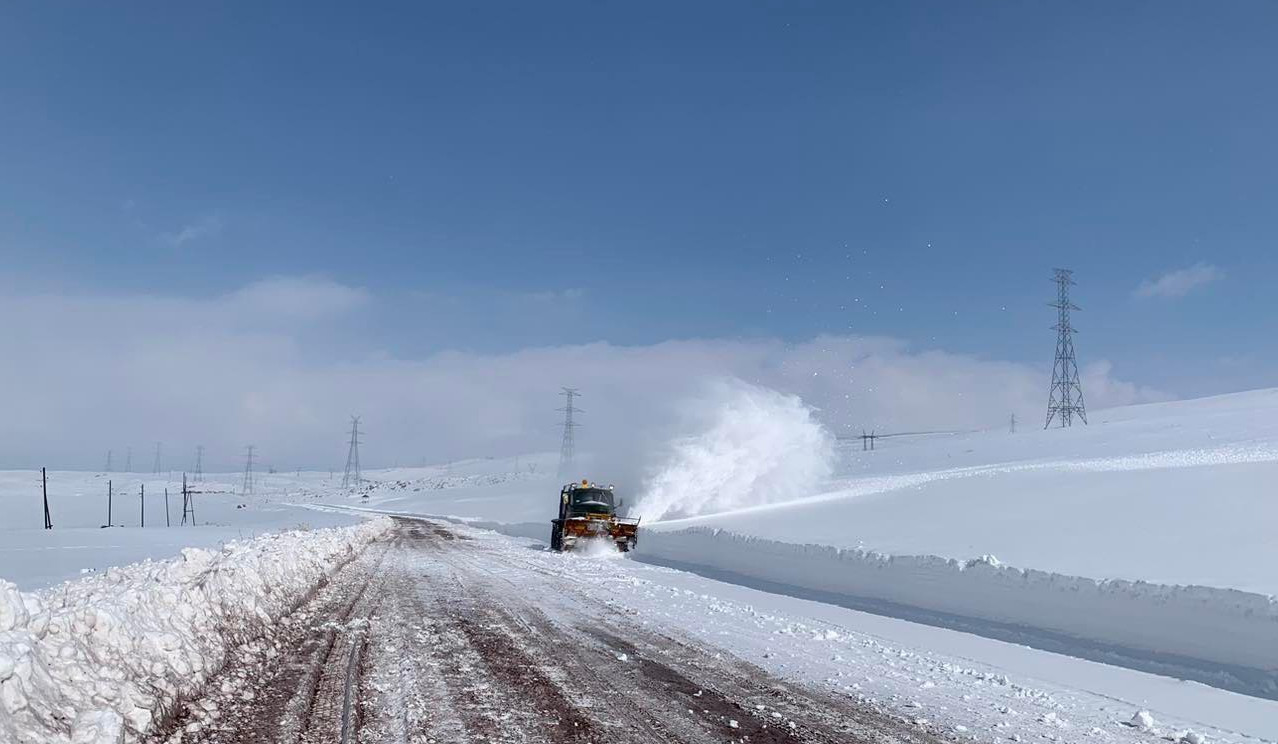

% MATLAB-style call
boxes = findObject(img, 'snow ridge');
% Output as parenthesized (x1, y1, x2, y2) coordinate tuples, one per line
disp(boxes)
(636, 527, 1278, 699)
(0, 518, 392, 744)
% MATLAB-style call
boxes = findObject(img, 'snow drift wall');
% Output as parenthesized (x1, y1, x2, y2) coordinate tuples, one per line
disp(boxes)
(0, 518, 393, 744)
(635, 528, 1278, 699)
(362, 510, 1278, 698)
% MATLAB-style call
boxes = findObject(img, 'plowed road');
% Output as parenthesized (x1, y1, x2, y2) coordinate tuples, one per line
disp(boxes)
(149, 518, 949, 744)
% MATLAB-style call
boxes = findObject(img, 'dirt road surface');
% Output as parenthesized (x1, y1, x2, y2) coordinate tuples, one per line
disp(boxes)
(149, 518, 950, 744)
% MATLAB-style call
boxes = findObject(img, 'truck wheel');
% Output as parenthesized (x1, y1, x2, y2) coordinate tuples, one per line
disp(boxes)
(550, 524, 563, 551)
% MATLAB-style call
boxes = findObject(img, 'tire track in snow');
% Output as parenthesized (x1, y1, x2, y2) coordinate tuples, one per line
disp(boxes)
(153, 518, 953, 744)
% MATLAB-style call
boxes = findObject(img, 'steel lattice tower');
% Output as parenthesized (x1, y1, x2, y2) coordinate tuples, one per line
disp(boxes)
(342, 416, 362, 489)
(194, 445, 204, 482)
(557, 388, 581, 477)
(1044, 268, 1088, 428)
(242, 445, 256, 496)
(153, 442, 163, 474)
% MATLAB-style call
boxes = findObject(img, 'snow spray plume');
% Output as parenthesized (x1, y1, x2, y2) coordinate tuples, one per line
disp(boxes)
(569, 537, 624, 560)
(634, 381, 834, 522)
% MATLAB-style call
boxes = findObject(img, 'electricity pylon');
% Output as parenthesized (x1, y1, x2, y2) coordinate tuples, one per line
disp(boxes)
(1045, 268, 1088, 428)
(342, 417, 362, 489)
(242, 445, 256, 496)
(557, 388, 581, 477)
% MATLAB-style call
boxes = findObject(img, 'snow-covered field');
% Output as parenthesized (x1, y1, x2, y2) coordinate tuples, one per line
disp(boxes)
(623, 390, 1278, 699)
(2, 388, 1277, 741)
(639, 388, 1278, 595)
(0, 470, 359, 590)
(325, 390, 1278, 595)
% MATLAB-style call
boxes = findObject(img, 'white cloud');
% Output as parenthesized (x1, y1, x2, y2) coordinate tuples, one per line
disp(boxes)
(225, 276, 370, 321)
(0, 280, 1168, 475)
(1080, 360, 1170, 409)
(161, 215, 222, 247)
(1134, 263, 1224, 299)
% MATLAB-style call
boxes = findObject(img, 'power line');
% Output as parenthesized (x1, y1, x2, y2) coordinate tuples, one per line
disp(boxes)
(557, 387, 582, 477)
(1045, 268, 1088, 428)
(342, 416, 362, 489)
(242, 445, 256, 496)
(836, 429, 968, 443)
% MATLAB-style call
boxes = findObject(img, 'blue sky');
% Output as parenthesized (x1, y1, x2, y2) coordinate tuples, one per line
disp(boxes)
(3, 1, 1277, 402)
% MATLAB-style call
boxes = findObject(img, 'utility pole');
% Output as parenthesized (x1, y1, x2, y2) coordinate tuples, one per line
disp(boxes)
(140, 484, 145, 528)
(342, 417, 362, 489)
(194, 445, 204, 483)
(242, 446, 256, 496)
(42, 468, 52, 530)
(861, 430, 877, 451)
(125, 447, 132, 473)
(107, 480, 113, 527)
(1010, 413, 1017, 434)
(1044, 268, 1088, 428)
(153, 442, 163, 474)
(164, 488, 171, 527)
(557, 388, 581, 477)
(105, 449, 112, 473)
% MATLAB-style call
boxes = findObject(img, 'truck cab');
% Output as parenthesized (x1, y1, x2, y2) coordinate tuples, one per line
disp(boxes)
(551, 480, 640, 552)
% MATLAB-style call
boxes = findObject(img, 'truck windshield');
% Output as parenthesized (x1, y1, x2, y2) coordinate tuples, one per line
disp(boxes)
(571, 489, 614, 509)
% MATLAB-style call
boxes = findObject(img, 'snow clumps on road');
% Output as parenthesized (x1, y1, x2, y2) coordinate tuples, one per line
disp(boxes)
(0, 518, 393, 744)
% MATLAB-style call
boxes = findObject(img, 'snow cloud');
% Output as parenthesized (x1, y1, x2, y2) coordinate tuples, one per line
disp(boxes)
(1134, 263, 1224, 300)
(0, 278, 1168, 473)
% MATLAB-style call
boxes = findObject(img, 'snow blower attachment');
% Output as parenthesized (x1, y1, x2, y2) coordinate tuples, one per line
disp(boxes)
(550, 480, 640, 552)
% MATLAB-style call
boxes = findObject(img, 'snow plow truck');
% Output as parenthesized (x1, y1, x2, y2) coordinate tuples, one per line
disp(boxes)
(550, 480, 640, 552)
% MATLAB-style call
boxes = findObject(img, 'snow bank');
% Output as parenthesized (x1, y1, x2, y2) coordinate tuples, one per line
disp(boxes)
(635, 528, 1278, 699)
(0, 518, 392, 744)
(635, 381, 834, 521)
